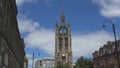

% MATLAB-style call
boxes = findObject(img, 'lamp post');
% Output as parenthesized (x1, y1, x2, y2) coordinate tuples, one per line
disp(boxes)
(32, 51, 40, 68)
(102, 20, 120, 68)
(32, 53, 34, 68)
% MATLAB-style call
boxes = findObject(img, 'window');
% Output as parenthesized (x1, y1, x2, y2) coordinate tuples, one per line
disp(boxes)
(109, 48, 112, 54)
(59, 44, 62, 50)
(0, 0, 3, 8)
(65, 44, 68, 50)
(59, 26, 67, 33)
(59, 37, 62, 44)
(65, 37, 68, 50)
(65, 37, 68, 44)
(0, 45, 3, 67)
(4, 53, 8, 67)
(113, 46, 115, 52)
(104, 48, 106, 54)
(40, 61, 42, 66)
(0, 56, 1, 65)
(63, 29, 67, 33)
(59, 37, 62, 50)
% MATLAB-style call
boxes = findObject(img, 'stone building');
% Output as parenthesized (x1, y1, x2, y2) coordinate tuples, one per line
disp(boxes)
(93, 40, 120, 68)
(55, 9, 72, 68)
(24, 55, 28, 68)
(0, 0, 26, 68)
(35, 58, 55, 68)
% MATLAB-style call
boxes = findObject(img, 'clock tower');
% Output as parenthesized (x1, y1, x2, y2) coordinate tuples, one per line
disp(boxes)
(55, 9, 72, 68)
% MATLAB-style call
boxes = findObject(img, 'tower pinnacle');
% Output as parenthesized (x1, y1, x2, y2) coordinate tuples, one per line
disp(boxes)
(68, 18, 71, 27)
(56, 17, 58, 27)
(61, 8, 66, 27)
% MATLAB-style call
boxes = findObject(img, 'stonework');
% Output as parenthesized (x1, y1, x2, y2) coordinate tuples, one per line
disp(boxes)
(55, 9, 72, 68)
(0, 0, 26, 68)
(24, 55, 28, 68)
(93, 40, 120, 68)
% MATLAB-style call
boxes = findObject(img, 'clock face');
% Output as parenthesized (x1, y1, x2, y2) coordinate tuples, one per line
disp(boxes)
(62, 54, 65, 57)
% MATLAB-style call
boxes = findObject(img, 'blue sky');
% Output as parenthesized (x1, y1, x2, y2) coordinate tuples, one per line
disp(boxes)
(16, 0, 120, 68)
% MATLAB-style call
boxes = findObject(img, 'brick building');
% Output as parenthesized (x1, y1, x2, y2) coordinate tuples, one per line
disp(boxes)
(0, 0, 27, 68)
(93, 40, 120, 68)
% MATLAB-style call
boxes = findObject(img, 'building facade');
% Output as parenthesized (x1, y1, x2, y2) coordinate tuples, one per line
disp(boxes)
(24, 55, 28, 68)
(55, 9, 72, 68)
(35, 59, 55, 68)
(93, 40, 120, 68)
(0, 0, 26, 68)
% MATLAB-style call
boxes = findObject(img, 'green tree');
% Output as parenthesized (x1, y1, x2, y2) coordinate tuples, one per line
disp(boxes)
(74, 56, 93, 68)
(57, 62, 71, 68)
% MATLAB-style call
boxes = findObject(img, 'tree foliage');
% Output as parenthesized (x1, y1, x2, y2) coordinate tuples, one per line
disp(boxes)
(74, 56, 93, 68)
(56, 62, 71, 68)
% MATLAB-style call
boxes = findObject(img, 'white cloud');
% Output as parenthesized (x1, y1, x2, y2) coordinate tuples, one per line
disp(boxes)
(18, 14, 40, 33)
(16, 0, 38, 6)
(92, 0, 120, 18)
(16, 0, 54, 6)
(24, 28, 114, 58)
(72, 31, 113, 58)
(25, 28, 55, 56)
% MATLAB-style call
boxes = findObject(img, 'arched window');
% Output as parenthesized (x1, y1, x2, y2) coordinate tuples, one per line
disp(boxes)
(59, 27, 67, 33)
(59, 37, 62, 44)
(0, 39, 9, 68)
(0, 0, 3, 8)
(4, 52, 8, 67)
(59, 37, 62, 50)
(65, 37, 68, 50)
(65, 37, 68, 44)
(0, 44, 4, 66)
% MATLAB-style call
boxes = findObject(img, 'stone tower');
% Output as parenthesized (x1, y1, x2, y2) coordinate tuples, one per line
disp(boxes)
(55, 9, 72, 68)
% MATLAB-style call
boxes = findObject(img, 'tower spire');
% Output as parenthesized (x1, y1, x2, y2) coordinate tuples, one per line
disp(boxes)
(62, 7, 64, 17)
(68, 17, 71, 27)
(56, 17, 58, 27)
(61, 7, 66, 27)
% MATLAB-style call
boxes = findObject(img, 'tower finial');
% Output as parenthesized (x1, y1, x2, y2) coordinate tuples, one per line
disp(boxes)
(61, 7, 65, 26)
(56, 17, 58, 27)
(68, 18, 70, 27)
(62, 7, 64, 16)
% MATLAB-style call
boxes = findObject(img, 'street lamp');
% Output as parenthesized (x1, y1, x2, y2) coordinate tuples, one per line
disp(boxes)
(32, 51, 40, 68)
(102, 20, 120, 68)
